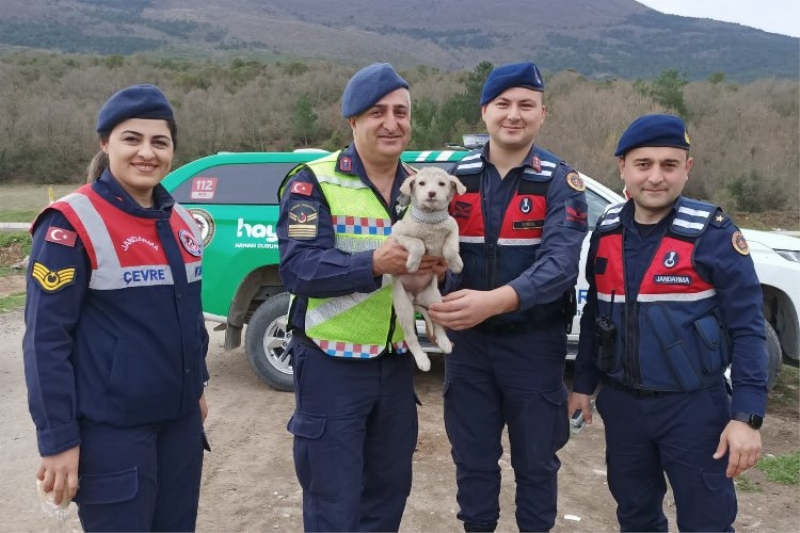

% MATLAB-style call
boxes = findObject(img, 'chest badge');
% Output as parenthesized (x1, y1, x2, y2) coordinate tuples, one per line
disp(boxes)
(530, 156, 542, 173)
(519, 197, 532, 214)
(663, 251, 679, 268)
(179, 229, 203, 257)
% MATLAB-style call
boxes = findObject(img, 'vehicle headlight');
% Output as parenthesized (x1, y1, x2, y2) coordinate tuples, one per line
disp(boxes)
(775, 249, 800, 262)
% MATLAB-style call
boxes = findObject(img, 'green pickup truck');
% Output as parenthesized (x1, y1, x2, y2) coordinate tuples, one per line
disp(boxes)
(161, 150, 468, 391)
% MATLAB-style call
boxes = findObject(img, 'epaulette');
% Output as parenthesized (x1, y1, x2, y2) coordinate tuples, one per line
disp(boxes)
(452, 150, 483, 176)
(670, 197, 718, 237)
(595, 202, 626, 232)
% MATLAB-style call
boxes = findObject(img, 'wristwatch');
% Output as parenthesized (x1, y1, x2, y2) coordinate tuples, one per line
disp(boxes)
(732, 412, 763, 429)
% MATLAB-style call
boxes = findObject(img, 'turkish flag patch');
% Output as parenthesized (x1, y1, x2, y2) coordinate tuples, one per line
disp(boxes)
(45, 226, 77, 247)
(290, 181, 313, 196)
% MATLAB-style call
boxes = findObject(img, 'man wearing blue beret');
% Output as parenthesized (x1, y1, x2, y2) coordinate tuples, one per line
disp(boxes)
(278, 63, 447, 532)
(429, 61, 589, 532)
(569, 114, 768, 531)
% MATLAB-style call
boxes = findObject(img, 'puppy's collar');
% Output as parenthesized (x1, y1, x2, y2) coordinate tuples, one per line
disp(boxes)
(410, 205, 450, 225)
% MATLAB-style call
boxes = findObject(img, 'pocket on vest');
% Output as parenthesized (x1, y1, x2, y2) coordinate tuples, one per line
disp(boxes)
(693, 314, 726, 375)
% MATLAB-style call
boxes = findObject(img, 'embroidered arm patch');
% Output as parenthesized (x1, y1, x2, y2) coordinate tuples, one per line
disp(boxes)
(731, 231, 750, 255)
(287, 201, 319, 240)
(290, 181, 314, 196)
(31, 261, 77, 292)
(564, 198, 589, 230)
(566, 172, 586, 192)
(44, 226, 77, 247)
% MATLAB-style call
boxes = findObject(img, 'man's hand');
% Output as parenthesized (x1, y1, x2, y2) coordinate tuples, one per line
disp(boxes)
(713, 420, 762, 477)
(37, 445, 80, 506)
(372, 237, 446, 277)
(200, 394, 209, 424)
(567, 392, 594, 426)
(428, 286, 519, 330)
(372, 237, 410, 276)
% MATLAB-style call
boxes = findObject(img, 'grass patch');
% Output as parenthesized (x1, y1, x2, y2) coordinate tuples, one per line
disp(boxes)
(0, 232, 31, 275)
(734, 475, 762, 493)
(757, 451, 800, 485)
(0, 292, 25, 313)
(767, 364, 800, 420)
(0, 210, 38, 223)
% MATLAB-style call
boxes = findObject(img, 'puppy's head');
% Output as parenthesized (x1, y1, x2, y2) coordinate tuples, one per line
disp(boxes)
(400, 167, 466, 212)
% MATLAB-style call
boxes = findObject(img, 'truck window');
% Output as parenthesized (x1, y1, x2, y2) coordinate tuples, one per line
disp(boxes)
(170, 163, 298, 205)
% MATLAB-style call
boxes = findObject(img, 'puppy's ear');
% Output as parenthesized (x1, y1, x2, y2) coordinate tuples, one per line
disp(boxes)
(450, 175, 467, 195)
(400, 176, 414, 196)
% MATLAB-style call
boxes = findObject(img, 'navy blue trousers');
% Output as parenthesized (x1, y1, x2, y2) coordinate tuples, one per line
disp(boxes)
(73, 410, 205, 532)
(443, 326, 570, 532)
(287, 338, 419, 532)
(596, 380, 736, 532)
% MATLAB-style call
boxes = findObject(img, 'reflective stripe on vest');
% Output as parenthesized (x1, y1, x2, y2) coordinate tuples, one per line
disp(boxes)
(303, 153, 406, 358)
(52, 186, 202, 290)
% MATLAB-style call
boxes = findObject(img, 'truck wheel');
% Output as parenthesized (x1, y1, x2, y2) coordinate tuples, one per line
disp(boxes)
(245, 292, 294, 392)
(766, 322, 782, 391)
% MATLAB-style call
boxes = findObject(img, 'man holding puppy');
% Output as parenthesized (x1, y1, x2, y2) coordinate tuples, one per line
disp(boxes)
(429, 62, 588, 532)
(277, 63, 445, 532)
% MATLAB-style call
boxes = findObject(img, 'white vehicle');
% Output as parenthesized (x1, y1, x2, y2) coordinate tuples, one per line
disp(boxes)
(561, 174, 799, 389)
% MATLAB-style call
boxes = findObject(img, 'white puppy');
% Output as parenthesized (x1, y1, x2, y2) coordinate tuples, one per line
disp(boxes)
(392, 167, 465, 371)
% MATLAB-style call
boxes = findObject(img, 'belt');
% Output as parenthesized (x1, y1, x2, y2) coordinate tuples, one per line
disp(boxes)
(601, 377, 678, 398)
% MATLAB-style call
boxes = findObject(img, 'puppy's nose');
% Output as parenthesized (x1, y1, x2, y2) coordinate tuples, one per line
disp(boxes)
(428, 191, 436, 198)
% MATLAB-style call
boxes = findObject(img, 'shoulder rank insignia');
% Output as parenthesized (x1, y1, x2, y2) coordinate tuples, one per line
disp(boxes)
(731, 230, 750, 256)
(31, 262, 77, 292)
(566, 171, 585, 192)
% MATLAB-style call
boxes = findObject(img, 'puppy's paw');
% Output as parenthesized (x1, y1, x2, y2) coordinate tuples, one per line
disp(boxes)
(406, 257, 421, 273)
(415, 354, 431, 372)
(437, 336, 453, 354)
(449, 256, 463, 274)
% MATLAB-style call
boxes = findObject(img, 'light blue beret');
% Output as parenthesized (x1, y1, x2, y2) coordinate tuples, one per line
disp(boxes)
(480, 62, 545, 105)
(615, 114, 691, 157)
(341, 63, 409, 118)
(96, 84, 174, 133)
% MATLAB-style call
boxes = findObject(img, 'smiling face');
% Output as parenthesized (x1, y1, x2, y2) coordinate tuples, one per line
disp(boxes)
(349, 88, 411, 165)
(481, 86, 546, 152)
(619, 146, 693, 223)
(102, 118, 174, 207)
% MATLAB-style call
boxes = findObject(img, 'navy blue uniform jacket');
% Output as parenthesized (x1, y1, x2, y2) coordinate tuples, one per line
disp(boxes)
(23, 172, 210, 456)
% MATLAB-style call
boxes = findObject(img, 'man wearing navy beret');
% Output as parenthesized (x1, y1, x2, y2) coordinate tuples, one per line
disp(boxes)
(569, 114, 768, 531)
(278, 63, 447, 532)
(429, 61, 589, 532)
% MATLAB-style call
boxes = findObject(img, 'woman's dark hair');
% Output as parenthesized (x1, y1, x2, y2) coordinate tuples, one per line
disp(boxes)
(85, 118, 178, 183)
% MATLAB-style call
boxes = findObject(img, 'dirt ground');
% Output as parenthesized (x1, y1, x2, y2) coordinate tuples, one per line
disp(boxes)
(1, 285, 798, 532)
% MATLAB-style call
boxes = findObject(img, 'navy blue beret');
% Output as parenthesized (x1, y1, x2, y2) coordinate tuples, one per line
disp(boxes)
(341, 63, 409, 118)
(96, 84, 175, 133)
(480, 62, 545, 105)
(615, 114, 690, 157)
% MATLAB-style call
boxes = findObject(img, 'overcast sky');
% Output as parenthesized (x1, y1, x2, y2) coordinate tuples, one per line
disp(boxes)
(637, 0, 800, 38)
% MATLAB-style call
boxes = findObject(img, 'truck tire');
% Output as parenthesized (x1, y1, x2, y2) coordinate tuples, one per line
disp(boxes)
(766, 322, 782, 391)
(245, 292, 294, 392)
